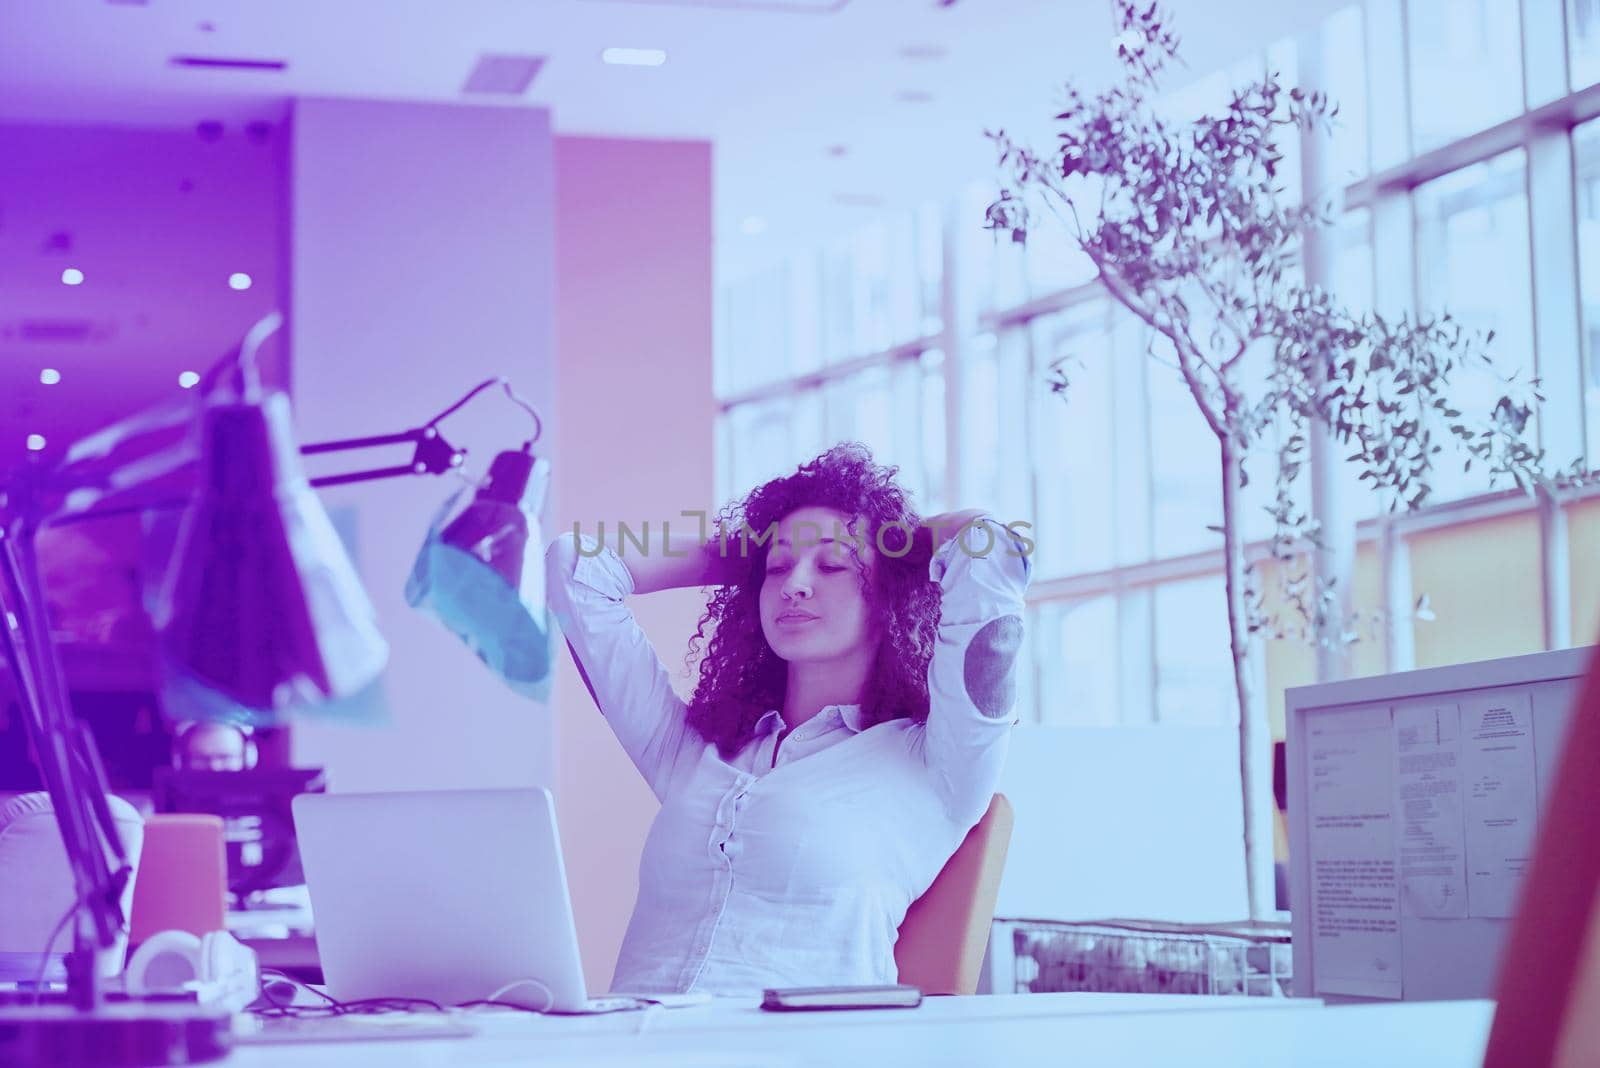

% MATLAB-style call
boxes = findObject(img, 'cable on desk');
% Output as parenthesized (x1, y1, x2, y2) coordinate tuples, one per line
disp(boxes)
(482, 977, 555, 1013)
(633, 1002, 667, 1034)
(251, 969, 443, 1019)
(248, 969, 676, 1028)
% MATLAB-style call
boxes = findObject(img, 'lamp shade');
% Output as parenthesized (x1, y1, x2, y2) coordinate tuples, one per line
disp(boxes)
(405, 448, 551, 698)
(156, 393, 388, 711)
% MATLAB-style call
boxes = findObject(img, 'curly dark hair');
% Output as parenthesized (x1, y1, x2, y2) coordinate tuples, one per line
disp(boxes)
(684, 442, 941, 757)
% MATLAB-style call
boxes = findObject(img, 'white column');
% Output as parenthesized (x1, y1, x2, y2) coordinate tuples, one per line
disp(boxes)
(1301, 25, 1355, 684)
(287, 98, 558, 793)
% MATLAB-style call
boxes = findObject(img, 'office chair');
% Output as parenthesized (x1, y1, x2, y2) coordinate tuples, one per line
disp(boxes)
(128, 814, 228, 944)
(0, 791, 144, 980)
(895, 793, 1014, 996)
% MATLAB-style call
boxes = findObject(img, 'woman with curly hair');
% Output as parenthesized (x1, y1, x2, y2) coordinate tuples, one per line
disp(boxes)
(544, 443, 1032, 995)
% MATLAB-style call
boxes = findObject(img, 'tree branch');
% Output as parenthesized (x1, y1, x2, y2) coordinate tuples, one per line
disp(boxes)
(1089, 249, 1229, 440)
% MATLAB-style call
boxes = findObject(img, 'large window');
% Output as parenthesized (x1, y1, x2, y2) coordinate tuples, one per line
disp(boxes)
(1571, 0, 1600, 91)
(1154, 576, 1235, 726)
(1406, 0, 1523, 152)
(1573, 118, 1600, 469)
(716, 3, 1600, 730)
(1320, 4, 1370, 183)
(1034, 597, 1121, 727)
(1413, 150, 1536, 502)
(1147, 354, 1224, 559)
(1028, 303, 1118, 576)
(959, 331, 1030, 529)
(716, 391, 823, 504)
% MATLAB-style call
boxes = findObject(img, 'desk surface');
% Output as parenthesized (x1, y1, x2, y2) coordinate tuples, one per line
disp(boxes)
(229, 992, 1495, 1067)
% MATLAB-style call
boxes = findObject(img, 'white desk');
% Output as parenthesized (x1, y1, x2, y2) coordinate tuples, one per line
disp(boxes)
(229, 992, 1495, 1067)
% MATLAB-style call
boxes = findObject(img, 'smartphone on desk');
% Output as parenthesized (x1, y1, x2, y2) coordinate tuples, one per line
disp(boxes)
(760, 985, 923, 1011)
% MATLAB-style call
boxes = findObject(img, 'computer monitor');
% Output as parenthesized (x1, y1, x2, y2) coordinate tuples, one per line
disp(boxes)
(1286, 646, 1592, 1003)
(152, 767, 327, 900)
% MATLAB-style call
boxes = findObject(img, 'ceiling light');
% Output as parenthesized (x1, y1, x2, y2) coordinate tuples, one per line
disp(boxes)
(895, 90, 934, 104)
(179, 371, 201, 389)
(26, 435, 46, 452)
(39, 369, 61, 386)
(61, 268, 84, 286)
(740, 216, 768, 236)
(229, 272, 253, 291)
(602, 48, 667, 67)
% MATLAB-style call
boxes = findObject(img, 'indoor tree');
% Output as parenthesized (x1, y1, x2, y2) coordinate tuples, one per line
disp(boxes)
(986, 0, 1590, 921)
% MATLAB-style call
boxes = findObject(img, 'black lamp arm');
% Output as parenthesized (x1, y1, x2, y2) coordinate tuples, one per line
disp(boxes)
(300, 424, 467, 489)
(297, 374, 545, 489)
(0, 525, 131, 1008)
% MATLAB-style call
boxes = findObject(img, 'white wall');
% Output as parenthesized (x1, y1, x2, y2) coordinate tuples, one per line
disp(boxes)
(994, 726, 1249, 921)
(287, 97, 557, 792)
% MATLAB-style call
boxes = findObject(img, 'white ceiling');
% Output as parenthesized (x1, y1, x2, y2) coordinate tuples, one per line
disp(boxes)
(0, 0, 1351, 282)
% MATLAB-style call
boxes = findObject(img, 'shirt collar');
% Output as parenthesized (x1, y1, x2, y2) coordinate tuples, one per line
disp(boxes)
(836, 703, 867, 733)
(759, 704, 867, 735)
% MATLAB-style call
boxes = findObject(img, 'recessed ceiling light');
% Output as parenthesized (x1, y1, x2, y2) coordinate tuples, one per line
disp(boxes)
(178, 371, 201, 389)
(229, 272, 253, 290)
(61, 268, 84, 286)
(26, 434, 46, 452)
(39, 368, 61, 385)
(602, 48, 667, 67)
(895, 90, 934, 104)
(740, 216, 768, 236)
(898, 45, 948, 61)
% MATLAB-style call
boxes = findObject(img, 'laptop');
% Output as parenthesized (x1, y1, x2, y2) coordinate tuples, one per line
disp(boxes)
(293, 787, 654, 1014)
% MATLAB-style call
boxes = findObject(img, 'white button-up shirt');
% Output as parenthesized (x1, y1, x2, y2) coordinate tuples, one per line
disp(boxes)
(544, 517, 1031, 995)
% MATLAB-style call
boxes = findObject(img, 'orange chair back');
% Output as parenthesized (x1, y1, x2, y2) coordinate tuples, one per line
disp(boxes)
(896, 793, 1014, 996)
(128, 814, 228, 944)
(1485, 647, 1600, 1067)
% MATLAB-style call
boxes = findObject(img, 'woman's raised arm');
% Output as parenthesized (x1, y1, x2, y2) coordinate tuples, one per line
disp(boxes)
(545, 532, 701, 797)
(915, 511, 1033, 826)
(622, 519, 745, 595)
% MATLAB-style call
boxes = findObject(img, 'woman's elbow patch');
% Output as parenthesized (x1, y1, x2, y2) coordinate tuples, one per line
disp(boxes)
(963, 614, 1024, 718)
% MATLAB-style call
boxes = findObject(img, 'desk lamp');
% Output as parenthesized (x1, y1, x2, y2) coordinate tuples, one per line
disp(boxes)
(0, 311, 551, 1064)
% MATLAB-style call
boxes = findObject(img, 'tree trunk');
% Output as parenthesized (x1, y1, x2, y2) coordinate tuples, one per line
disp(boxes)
(1219, 438, 1276, 923)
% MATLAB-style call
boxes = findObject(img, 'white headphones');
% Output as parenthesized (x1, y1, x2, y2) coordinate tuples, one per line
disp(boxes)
(126, 930, 259, 1007)
(169, 721, 259, 771)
